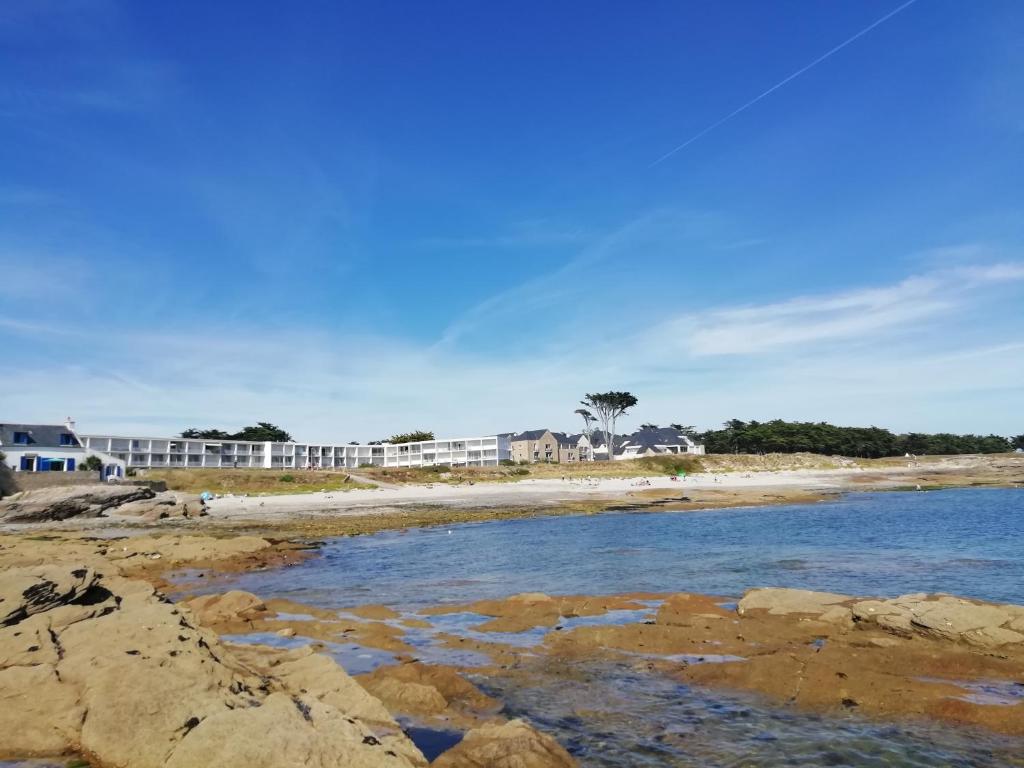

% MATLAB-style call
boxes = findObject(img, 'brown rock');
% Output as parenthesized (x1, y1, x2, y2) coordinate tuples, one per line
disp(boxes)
(366, 676, 450, 715)
(228, 643, 399, 726)
(910, 599, 1016, 643)
(962, 626, 1024, 648)
(164, 692, 423, 768)
(113, 492, 204, 520)
(358, 663, 500, 720)
(350, 604, 402, 620)
(432, 719, 576, 768)
(0, 565, 426, 768)
(0, 484, 154, 522)
(0, 664, 84, 757)
(0, 564, 98, 626)
(737, 588, 852, 617)
(186, 590, 269, 625)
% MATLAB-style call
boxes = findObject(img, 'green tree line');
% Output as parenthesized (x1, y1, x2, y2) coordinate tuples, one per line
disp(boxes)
(701, 420, 1020, 457)
(181, 422, 293, 442)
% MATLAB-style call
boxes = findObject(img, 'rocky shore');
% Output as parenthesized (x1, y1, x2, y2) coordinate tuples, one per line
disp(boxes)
(0, 533, 577, 767)
(168, 584, 1024, 737)
(2, 526, 1024, 765)
(2, 468, 1023, 766)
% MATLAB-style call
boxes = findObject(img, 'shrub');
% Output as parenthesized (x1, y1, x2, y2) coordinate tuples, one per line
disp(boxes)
(509, 467, 530, 476)
(81, 455, 104, 471)
(422, 464, 449, 473)
(637, 455, 703, 475)
(499, 458, 516, 466)
(358, 463, 375, 469)
(278, 474, 295, 483)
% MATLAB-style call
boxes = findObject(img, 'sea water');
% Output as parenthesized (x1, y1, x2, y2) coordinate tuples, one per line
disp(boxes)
(207, 488, 1024, 766)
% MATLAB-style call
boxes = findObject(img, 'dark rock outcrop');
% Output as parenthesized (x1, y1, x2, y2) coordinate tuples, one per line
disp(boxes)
(0, 485, 156, 522)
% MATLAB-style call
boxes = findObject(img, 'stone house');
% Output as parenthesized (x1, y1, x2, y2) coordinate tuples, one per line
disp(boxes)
(509, 430, 595, 463)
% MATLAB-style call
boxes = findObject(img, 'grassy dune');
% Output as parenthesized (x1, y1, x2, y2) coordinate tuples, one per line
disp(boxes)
(358, 455, 705, 485)
(138, 468, 377, 495)
(137, 453, 993, 495)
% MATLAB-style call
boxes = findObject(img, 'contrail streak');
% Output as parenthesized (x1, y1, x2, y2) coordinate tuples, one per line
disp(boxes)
(649, 0, 920, 167)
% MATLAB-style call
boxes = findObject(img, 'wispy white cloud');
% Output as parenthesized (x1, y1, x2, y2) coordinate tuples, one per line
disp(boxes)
(674, 265, 1024, 356)
(2, 257, 1021, 439)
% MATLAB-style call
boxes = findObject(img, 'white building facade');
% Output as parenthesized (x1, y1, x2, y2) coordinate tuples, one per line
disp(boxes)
(1, 421, 126, 478)
(79, 433, 512, 470)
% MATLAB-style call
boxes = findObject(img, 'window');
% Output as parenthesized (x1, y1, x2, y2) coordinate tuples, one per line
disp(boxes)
(60, 433, 77, 446)
(13, 431, 29, 444)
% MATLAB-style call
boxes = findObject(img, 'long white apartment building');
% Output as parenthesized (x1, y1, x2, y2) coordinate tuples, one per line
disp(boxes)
(79, 432, 512, 470)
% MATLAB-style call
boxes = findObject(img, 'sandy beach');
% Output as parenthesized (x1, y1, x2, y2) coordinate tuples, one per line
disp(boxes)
(198, 454, 1023, 522)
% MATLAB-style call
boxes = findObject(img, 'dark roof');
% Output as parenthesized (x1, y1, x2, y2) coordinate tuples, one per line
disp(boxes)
(588, 430, 628, 448)
(0, 423, 80, 448)
(616, 427, 696, 453)
(510, 429, 552, 442)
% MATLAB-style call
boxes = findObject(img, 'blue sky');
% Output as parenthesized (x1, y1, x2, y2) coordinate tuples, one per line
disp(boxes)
(1, 0, 1022, 441)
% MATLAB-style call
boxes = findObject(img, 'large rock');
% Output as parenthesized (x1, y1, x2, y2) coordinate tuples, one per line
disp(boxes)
(0, 663, 84, 756)
(738, 588, 852, 617)
(164, 692, 420, 768)
(357, 662, 500, 720)
(909, 597, 1021, 643)
(739, 589, 1024, 649)
(432, 719, 576, 768)
(0, 566, 426, 767)
(0, 484, 155, 522)
(228, 644, 400, 727)
(112, 491, 205, 520)
(0, 564, 98, 626)
(186, 590, 269, 625)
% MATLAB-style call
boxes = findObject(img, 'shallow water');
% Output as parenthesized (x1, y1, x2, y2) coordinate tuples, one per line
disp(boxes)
(209, 488, 1024, 766)
(228, 488, 1024, 608)
(476, 659, 1024, 767)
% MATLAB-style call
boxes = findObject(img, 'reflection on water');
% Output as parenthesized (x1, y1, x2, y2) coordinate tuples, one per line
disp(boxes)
(918, 677, 1024, 707)
(221, 631, 397, 675)
(400, 722, 464, 762)
(478, 659, 1024, 767)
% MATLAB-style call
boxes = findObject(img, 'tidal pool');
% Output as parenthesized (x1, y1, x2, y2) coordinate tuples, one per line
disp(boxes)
(208, 488, 1024, 766)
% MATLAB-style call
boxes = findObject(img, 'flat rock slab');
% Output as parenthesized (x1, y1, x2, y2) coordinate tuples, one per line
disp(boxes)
(738, 588, 852, 616)
(740, 587, 1024, 648)
(0, 564, 97, 626)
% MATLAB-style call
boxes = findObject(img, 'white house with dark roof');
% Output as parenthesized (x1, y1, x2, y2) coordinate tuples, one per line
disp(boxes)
(612, 426, 705, 459)
(0, 419, 126, 477)
(589, 427, 704, 460)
